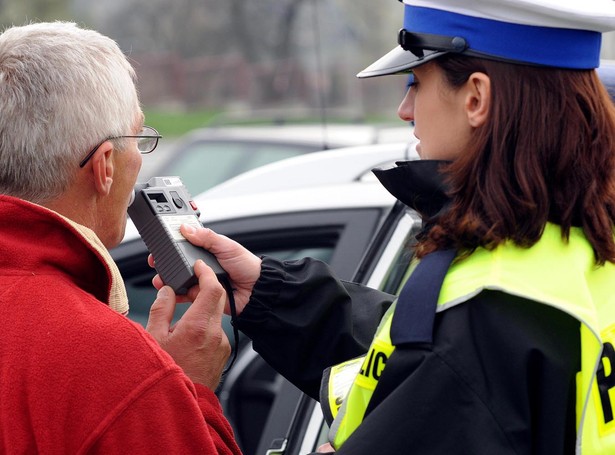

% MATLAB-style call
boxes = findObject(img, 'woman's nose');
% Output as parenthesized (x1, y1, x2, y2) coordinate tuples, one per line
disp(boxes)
(397, 88, 415, 122)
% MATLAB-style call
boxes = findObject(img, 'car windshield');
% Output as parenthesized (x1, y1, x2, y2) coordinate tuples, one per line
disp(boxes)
(157, 140, 318, 195)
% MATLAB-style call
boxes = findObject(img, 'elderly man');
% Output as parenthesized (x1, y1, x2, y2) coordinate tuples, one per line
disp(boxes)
(0, 22, 240, 454)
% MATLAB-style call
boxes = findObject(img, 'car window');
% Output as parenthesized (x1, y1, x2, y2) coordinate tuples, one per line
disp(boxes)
(159, 141, 318, 195)
(113, 200, 396, 455)
(257, 204, 423, 455)
(113, 206, 389, 455)
(122, 244, 334, 328)
(115, 208, 386, 326)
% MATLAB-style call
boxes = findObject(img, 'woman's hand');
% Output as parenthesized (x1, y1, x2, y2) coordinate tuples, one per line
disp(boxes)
(149, 225, 262, 317)
(316, 443, 335, 453)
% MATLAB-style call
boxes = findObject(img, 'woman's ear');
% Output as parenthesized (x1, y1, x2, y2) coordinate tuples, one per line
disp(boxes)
(90, 141, 114, 196)
(464, 72, 491, 128)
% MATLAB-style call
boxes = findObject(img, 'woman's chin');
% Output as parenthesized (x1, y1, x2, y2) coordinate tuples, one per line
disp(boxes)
(416, 143, 425, 159)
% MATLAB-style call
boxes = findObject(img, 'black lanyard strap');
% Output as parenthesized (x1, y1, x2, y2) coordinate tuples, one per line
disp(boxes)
(390, 249, 457, 345)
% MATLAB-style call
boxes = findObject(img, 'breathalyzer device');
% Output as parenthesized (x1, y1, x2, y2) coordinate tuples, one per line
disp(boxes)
(127, 176, 226, 295)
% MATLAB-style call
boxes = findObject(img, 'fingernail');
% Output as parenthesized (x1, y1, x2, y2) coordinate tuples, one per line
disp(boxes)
(157, 286, 170, 298)
(182, 224, 196, 234)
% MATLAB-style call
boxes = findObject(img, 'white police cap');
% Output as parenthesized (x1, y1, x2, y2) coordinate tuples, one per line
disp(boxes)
(357, 0, 615, 78)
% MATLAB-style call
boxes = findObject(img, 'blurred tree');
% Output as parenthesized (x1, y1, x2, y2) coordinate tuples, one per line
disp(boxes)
(97, 0, 375, 63)
(71, 0, 404, 117)
(0, 0, 73, 27)
(97, 0, 230, 58)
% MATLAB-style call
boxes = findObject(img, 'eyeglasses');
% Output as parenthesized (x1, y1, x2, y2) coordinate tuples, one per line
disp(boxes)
(79, 125, 162, 168)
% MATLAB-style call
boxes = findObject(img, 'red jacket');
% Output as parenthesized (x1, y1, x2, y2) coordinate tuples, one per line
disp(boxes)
(0, 195, 241, 454)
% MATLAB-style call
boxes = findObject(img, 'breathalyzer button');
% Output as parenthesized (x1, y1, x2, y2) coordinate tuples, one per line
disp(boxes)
(189, 200, 198, 211)
(170, 191, 185, 209)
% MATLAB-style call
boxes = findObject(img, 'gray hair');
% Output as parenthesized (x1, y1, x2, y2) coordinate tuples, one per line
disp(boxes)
(0, 21, 140, 203)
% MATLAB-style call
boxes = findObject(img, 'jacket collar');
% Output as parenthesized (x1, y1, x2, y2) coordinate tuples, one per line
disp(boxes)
(372, 159, 451, 220)
(0, 195, 128, 314)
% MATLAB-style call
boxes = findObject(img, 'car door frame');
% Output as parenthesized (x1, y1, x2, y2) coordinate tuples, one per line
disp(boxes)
(255, 201, 423, 455)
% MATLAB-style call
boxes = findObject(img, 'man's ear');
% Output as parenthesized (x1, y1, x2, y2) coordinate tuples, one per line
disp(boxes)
(90, 141, 114, 196)
(464, 72, 491, 128)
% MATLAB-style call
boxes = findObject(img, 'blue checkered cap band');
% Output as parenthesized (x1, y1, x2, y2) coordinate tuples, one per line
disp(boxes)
(357, 0, 615, 78)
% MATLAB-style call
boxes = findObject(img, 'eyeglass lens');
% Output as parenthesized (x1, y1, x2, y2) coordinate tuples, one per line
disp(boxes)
(138, 137, 157, 153)
(137, 126, 159, 154)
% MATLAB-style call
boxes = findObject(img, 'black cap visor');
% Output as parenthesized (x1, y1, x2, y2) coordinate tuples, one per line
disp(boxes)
(357, 46, 446, 78)
(357, 30, 468, 79)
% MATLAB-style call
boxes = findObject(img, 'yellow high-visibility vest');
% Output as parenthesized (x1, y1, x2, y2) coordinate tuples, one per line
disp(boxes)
(325, 224, 615, 453)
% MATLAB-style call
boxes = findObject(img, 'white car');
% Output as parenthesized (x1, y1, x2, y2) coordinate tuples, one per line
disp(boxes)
(140, 123, 415, 196)
(125, 139, 417, 241)
(119, 139, 418, 322)
(112, 139, 420, 455)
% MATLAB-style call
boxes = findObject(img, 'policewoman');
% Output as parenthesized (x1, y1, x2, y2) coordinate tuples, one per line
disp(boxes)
(177, 0, 615, 453)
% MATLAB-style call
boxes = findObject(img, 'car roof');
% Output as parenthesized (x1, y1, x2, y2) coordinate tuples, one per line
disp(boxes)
(201, 140, 417, 198)
(122, 141, 416, 243)
(140, 123, 417, 195)
(171, 123, 414, 148)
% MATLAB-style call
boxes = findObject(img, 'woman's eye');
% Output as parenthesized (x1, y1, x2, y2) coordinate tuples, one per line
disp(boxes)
(406, 74, 418, 90)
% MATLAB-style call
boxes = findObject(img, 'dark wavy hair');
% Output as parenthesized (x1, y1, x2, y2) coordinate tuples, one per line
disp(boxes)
(416, 55, 615, 264)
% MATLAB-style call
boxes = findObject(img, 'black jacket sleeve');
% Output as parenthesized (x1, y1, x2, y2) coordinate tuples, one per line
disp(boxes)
(238, 258, 580, 454)
(235, 256, 395, 398)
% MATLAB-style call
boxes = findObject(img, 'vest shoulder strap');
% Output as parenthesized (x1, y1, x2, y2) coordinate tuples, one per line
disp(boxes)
(390, 248, 456, 345)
